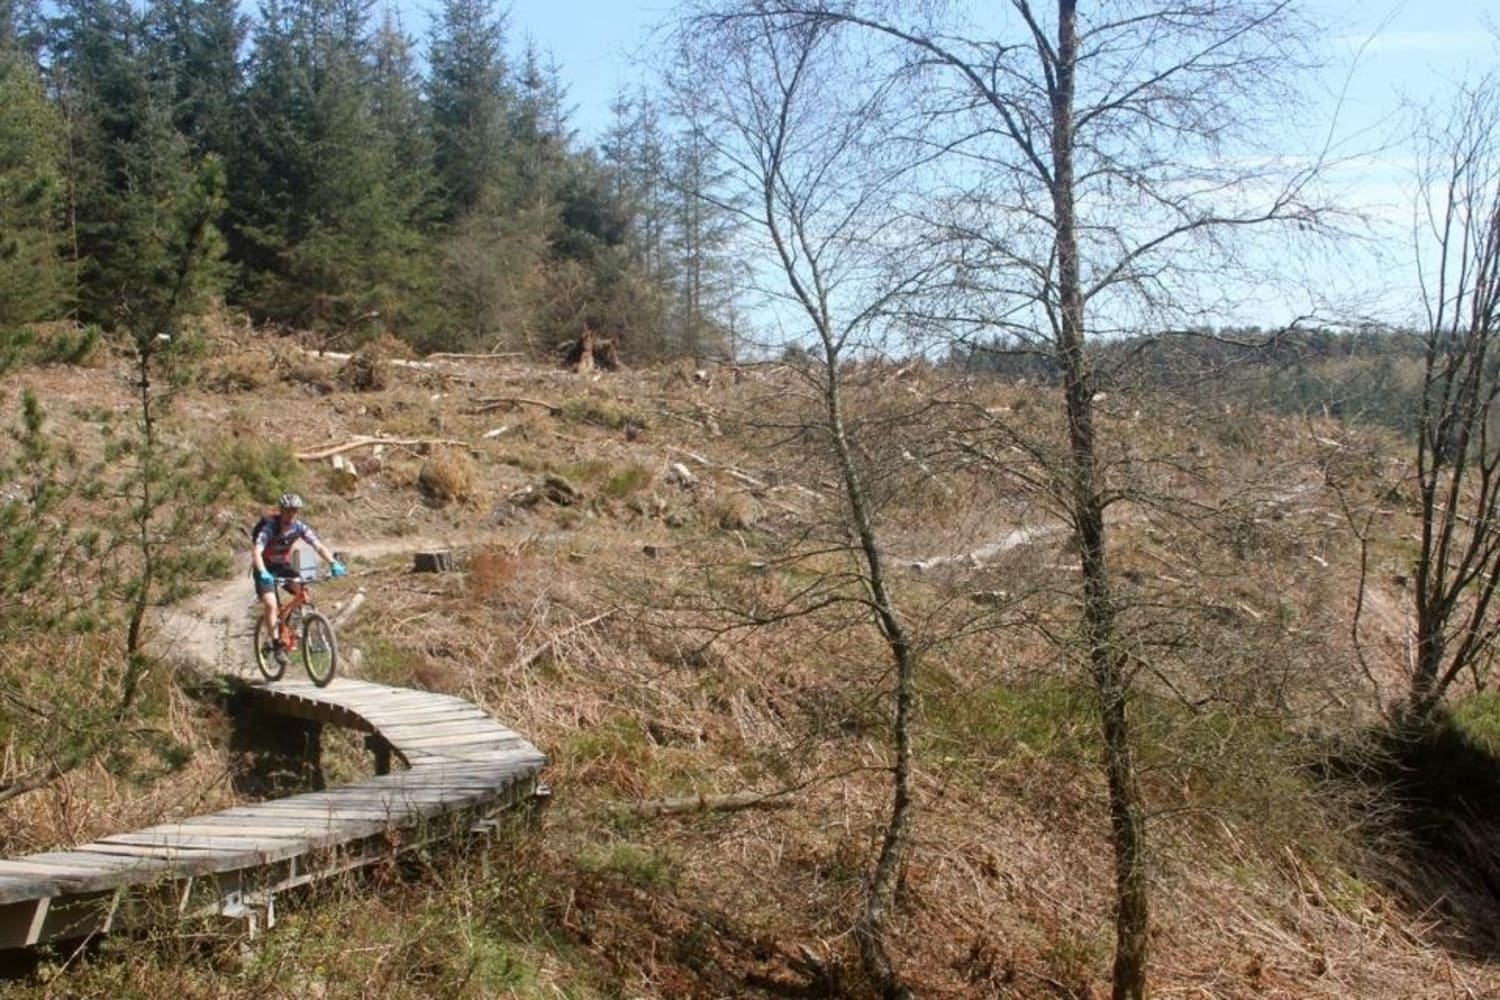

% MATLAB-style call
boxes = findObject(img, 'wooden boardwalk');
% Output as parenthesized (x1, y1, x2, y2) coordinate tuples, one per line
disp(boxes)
(0, 679, 546, 950)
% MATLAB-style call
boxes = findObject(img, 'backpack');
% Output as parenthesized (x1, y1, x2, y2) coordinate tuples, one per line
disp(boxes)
(247, 509, 277, 544)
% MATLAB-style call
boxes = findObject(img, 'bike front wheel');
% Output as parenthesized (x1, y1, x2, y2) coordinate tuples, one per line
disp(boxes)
(252, 617, 285, 682)
(301, 611, 337, 687)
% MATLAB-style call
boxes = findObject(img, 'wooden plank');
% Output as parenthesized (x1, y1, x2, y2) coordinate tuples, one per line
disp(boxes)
(275, 678, 384, 693)
(218, 803, 413, 821)
(97, 835, 306, 865)
(0, 863, 139, 894)
(350, 694, 480, 707)
(390, 730, 529, 746)
(180, 820, 362, 839)
(371, 721, 500, 739)
(218, 801, 406, 819)
(409, 751, 544, 770)
(315, 688, 442, 705)
(378, 723, 498, 741)
(0, 852, 147, 874)
(399, 767, 534, 791)
(391, 767, 525, 784)
(353, 697, 470, 714)
(0, 866, 113, 893)
(100, 830, 287, 847)
(400, 728, 527, 743)
(380, 717, 512, 733)
(354, 786, 500, 806)
(166, 813, 351, 831)
(359, 704, 485, 723)
(0, 870, 64, 904)
(382, 729, 515, 748)
(422, 752, 547, 770)
(67, 843, 260, 876)
(154, 820, 360, 841)
(304, 790, 472, 809)
(118, 825, 312, 844)
(408, 743, 526, 758)
(269, 687, 427, 708)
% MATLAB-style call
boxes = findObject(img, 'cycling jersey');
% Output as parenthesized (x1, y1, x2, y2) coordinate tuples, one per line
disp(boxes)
(253, 517, 323, 570)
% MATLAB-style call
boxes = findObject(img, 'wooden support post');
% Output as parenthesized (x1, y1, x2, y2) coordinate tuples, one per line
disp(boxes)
(526, 781, 553, 831)
(365, 734, 393, 776)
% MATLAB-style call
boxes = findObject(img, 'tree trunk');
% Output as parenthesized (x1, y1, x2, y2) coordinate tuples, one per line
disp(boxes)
(1050, 2, 1149, 996)
(824, 343, 917, 1000)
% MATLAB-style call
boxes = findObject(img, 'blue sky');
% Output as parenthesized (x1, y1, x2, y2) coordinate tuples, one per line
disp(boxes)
(1306, 2, 1497, 321)
(501, 0, 664, 138)
(450, 2, 1499, 145)
(389, 0, 665, 141)
(398, 1, 1497, 328)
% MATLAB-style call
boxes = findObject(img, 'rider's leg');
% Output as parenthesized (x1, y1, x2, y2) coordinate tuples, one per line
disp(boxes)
(260, 590, 280, 644)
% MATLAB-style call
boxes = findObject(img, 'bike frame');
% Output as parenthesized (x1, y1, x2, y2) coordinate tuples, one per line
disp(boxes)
(273, 578, 315, 651)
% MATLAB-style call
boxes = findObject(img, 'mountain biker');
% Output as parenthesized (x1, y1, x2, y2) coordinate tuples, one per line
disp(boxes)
(252, 493, 346, 666)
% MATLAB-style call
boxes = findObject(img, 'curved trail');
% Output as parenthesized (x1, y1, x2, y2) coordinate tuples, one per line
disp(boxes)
(154, 521, 1074, 679)
(154, 533, 489, 680)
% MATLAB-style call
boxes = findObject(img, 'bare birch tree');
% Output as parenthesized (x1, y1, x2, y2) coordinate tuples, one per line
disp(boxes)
(713, 3, 1331, 997)
(1401, 71, 1500, 722)
(665, 9, 953, 995)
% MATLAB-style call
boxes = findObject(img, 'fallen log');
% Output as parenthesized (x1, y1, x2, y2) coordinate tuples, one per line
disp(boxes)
(425, 351, 526, 361)
(618, 791, 797, 818)
(467, 396, 561, 415)
(296, 347, 437, 370)
(295, 435, 469, 461)
(332, 589, 367, 628)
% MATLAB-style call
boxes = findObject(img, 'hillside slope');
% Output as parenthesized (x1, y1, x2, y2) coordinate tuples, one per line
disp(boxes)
(1, 335, 1496, 998)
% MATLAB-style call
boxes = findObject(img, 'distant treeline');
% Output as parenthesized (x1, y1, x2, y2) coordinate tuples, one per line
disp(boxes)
(953, 327, 1430, 434)
(0, 0, 740, 358)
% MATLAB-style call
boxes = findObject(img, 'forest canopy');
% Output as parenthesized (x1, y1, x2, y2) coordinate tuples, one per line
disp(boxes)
(0, 0, 740, 360)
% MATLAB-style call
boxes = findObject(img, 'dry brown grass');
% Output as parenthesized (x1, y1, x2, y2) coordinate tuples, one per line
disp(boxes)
(2, 350, 1498, 999)
(417, 445, 478, 506)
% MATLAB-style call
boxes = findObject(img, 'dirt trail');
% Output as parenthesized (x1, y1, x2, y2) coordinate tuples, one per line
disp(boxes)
(153, 533, 489, 680)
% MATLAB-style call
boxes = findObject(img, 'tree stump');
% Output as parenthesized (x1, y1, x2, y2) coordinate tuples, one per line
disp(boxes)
(562, 327, 622, 372)
(413, 550, 454, 573)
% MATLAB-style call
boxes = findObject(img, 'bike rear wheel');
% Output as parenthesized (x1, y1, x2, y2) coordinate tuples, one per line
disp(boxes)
(252, 617, 285, 682)
(301, 611, 337, 687)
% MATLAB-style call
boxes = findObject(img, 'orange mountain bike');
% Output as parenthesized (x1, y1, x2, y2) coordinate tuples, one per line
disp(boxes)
(253, 575, 338, 686)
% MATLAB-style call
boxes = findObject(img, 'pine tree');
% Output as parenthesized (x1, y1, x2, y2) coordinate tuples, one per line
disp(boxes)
(0, 144, 227, 808)
(145, 0, 247, 161)
(507, 41, 571, 209)
(0, 0, 45, 57)
(0, 44, 69, 332)
(601, 89, 672, 285)
(235, 0, 429, 340)
(427, 0, 511, 219)
(51, 0, 229, 327)
(426, 1, 553, 352)
(361, 5, 441, 341)
(666, 119, 739, 359)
